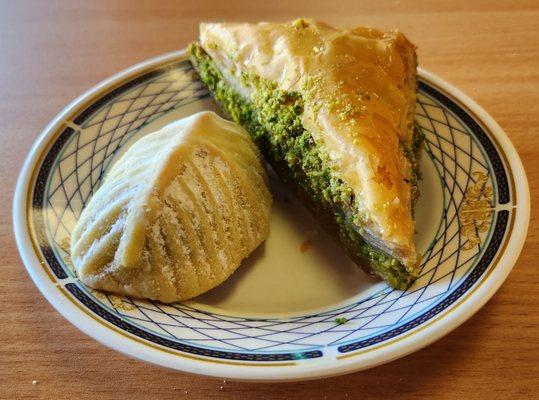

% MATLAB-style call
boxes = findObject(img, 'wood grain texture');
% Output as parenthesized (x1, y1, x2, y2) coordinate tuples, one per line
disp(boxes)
(1, 0, 538, 398)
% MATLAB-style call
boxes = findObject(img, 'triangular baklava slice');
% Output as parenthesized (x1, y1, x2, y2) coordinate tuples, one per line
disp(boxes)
(189, 19, 423, 289)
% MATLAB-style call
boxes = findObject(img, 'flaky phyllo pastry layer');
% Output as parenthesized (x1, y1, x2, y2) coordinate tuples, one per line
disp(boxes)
(71, 112, 272, 302)
(190, 19, 423, 288)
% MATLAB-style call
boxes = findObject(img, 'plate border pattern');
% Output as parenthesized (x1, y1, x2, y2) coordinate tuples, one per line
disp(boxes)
(13, 50, 529, 381)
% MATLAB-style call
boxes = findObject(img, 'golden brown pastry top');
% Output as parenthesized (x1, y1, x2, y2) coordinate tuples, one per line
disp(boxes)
(200, 19, 418, 265)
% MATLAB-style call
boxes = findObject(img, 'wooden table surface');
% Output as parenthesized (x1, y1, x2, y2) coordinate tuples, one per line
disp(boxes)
(1, 0, 538, 398)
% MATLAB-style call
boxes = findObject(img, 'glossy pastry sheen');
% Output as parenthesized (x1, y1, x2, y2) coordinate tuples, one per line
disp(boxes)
(199, 20, 417, 266)
(192, 19, 420, 280)
(70, 111, 272, 302)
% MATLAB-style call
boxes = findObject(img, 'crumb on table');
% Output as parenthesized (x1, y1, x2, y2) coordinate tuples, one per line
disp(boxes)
(300, 239, 312, 253)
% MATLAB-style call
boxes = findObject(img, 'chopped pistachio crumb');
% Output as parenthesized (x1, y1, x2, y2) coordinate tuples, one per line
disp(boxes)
(335, 317, 348, 325)
(292, 18, 308, 29)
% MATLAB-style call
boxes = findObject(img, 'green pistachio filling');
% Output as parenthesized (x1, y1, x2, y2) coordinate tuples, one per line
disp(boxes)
(189, 43, 423, 289)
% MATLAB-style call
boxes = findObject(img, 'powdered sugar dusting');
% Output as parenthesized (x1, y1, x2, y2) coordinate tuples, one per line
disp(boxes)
(71, 111, 271, 302)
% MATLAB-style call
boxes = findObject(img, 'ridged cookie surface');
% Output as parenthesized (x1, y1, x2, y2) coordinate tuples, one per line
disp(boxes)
(71, 111, 272, 302)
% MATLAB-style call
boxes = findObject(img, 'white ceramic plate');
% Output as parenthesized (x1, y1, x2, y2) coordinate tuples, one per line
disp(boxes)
(13, 50, 529, 381)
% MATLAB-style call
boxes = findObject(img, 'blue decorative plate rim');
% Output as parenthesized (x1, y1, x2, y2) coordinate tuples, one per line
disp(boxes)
(13, 50, 529, 381)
